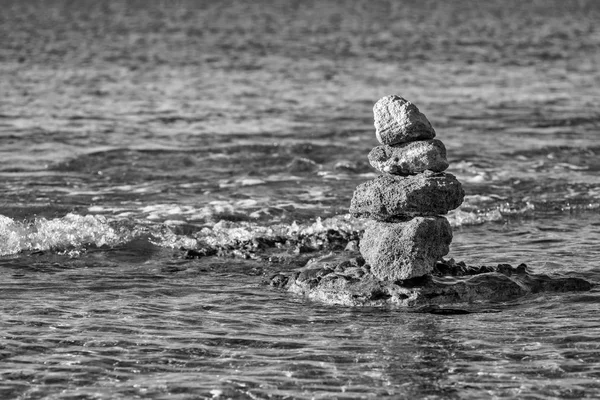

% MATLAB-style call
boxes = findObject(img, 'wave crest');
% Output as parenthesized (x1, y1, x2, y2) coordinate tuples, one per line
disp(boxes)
(0, 214, 122, 256)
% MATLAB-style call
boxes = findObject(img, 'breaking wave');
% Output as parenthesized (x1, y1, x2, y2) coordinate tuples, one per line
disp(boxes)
(0, 201, 545, 257)
(0, 214, 123, 256)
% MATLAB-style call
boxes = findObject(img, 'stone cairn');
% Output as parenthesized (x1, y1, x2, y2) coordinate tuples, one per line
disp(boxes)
(349, 95, 465, 281)
(269, 94, 593, 309)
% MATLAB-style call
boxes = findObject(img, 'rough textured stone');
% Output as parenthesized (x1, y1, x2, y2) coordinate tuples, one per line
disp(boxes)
(360, 217, 452, 280)
(349, 171, 464, 220)
(368, 139, 449, 175)
(373, 95, 436, 145)
(269, 253, 594, 309)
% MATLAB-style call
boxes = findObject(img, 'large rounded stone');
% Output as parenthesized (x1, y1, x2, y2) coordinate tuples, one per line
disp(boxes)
(374, 95, 436, 145)
(368, 139, 449, 175)
(349, 171, 464, 220)
(360, 217, 452, 281)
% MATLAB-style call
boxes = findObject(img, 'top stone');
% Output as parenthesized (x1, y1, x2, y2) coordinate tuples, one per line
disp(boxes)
(374, 95, 436, 146)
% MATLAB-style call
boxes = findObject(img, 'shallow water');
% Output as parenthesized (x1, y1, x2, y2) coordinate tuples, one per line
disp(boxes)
(1, 1, 600, 398)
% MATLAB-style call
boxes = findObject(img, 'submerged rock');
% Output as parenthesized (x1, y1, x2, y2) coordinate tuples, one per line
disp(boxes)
(360, 217, 452, 281)
(349, 171, 464, 220)
(269, 253, 594, 309)
(373, 95, 436, 146)
(286, 157, 320, 173)
(368, 139, 449, 175)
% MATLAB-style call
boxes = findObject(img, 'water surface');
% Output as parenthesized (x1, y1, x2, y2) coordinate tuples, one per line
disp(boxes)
(1, 1, 600, 398)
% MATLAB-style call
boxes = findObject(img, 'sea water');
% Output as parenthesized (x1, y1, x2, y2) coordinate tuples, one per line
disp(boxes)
(1, 1, 600, 398)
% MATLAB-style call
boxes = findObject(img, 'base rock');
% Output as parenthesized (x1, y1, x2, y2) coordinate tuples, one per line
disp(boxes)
(268, 253, 594, 309)
(360, 217, 452, 281)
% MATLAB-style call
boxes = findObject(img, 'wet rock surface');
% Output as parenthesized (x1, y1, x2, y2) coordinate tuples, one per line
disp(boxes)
(360, 217, 452, 280)
(373, 95, 436, 145)
(269, 252, 594, 310)
(368, 139, 449, 175)
(349, 171, 465, 220)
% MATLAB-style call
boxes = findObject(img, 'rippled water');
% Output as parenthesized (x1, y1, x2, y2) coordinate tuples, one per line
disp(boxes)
(2, 1, 600, 398)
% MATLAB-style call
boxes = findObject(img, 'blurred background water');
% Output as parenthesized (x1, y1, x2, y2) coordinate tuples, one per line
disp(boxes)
(1, 0, 600, 398)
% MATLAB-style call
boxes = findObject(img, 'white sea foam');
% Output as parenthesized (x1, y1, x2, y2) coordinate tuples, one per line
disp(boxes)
(0, 202, 548, 256)
(0, 214, 122, 256)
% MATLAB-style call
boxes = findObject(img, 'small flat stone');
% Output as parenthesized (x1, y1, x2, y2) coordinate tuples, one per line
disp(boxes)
(368, 139, 449, 175)
(360, 217, 452, 281)
(374, 95, 436, 145)
(349, 171, 464, 220)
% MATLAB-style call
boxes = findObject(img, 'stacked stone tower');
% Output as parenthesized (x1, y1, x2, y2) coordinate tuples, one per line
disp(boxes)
(350, 95, 465, 281)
